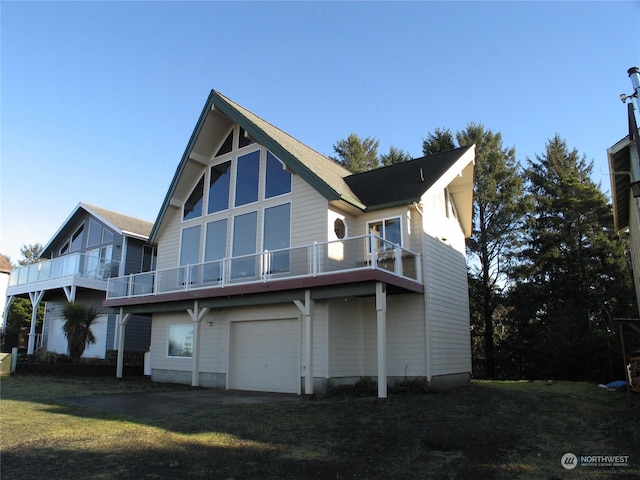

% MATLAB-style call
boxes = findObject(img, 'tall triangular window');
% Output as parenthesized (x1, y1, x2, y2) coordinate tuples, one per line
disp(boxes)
(238, 127, 255, 148)
(215, 131, 234, 157)
(184, 175, 205, 220)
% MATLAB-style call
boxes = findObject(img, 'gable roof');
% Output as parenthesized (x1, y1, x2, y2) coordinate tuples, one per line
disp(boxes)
(42, 203, 153, 257)
(345, 146, 475, 210)
(149, 90, 364, 242)
(82, 203, 153, 239)
(150, 91, 475, 241)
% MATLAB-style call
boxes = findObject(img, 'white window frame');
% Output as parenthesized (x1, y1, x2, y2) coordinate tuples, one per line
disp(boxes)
(167, 324, 193, 358)
(367, 216, 403, 252)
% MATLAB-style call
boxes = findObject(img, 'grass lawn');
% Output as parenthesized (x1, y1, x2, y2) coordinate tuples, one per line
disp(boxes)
(1, 375, 639, 479)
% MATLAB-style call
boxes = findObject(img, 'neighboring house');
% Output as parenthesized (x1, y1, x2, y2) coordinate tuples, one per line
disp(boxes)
(609, 67, 640, 314)
(104, 90, 475, 398)
(0, 255, 11, 332)
(5, 203, 156, 359)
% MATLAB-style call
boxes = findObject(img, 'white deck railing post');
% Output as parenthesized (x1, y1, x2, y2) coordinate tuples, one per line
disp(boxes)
(394, 245, 402, 276)
(370, 233, 378, 269)
(312, 242, 318, 276)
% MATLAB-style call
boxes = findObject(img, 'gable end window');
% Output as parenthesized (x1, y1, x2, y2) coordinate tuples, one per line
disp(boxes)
(265, 151, 292, 198)
(184, 175, 205, 221)
(208, 161, 231, 214)
(235, 151, 260, 207)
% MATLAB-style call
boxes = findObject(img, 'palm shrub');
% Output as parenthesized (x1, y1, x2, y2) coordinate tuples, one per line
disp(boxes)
(62, 302, 101, 361)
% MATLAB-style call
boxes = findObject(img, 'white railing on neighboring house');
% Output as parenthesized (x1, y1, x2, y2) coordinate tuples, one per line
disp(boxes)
(106, 234, 421, 300)
(8, 252, 120, 287)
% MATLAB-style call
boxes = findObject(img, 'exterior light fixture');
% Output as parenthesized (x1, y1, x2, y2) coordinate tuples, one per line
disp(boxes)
(630, 181, 640, 198)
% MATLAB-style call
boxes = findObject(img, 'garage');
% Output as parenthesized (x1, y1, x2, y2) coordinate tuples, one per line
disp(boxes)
(47, 313, 108, 359)
(229, 319, 299, 394)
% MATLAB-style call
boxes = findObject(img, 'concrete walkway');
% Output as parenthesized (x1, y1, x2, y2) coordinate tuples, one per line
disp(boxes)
(62, 389, 298, 419)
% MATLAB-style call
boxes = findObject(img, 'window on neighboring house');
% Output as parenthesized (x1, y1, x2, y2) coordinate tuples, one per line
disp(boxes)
(263, 203, 291, 273)
(69, 224, 84, 252)
(231, 211, 257, 278)
(86, 248, 101, 276)
(184, 175, 205, 221)
(87, 219, 103, 247)
(142, 245, 157, 272)
(368, 217, 402, 252)
(208, 161, 231, 214)
(235, 151, 260, 206)
(102, 228, 114, 244)
(265, 151, 291, 198)
(168, 324, 193, 358)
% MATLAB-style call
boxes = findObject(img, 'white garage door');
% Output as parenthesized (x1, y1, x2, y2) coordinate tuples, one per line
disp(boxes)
(229, 319, 299, 394)
(47, 317, 69, 355)
(47, 314, 108, 359)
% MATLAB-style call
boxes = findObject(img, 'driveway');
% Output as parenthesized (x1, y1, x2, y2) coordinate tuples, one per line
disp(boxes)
(62, 389, 298, 419)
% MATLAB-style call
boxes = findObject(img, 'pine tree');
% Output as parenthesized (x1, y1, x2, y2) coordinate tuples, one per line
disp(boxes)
(331, 133, 380, 173)
(380, 145, 411, 166)
(517, 135, 635, 380)
(422, 127, 456, 156)
(424, 123, 526, 377)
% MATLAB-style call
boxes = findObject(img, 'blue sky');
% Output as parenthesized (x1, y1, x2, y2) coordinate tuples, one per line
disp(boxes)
(1, 0, 639, 262)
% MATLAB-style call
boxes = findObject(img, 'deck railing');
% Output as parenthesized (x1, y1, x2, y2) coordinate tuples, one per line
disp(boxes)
(106, 234, 421, 300)
(8, 252, 120, 287)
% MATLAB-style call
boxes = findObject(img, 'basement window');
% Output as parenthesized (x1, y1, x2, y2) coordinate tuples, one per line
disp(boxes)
(167, 324, 193, 358)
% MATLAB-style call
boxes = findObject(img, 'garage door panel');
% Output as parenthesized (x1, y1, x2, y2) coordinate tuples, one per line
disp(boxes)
(230, 319, 299, 393)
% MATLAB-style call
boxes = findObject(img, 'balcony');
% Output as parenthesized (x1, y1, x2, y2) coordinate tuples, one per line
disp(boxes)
(7, 252, 120, 296)
(106, 234, 421, 301)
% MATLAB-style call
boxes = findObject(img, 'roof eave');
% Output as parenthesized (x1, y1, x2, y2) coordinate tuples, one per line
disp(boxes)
(149, 91, 217, 243)
(209, 91, 355, 206)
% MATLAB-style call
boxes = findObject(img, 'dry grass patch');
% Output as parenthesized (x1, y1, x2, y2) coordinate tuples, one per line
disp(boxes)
(1, 375, 639, 479)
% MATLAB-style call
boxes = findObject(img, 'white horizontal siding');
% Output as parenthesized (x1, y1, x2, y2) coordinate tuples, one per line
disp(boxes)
(308, 301, 329, 378)
(328, 298, 363, 377)
(423, 234, 471, 377)
(155, 207, 182, 271)
(291, 175, 328, 246)
(386, 295, 427, 377)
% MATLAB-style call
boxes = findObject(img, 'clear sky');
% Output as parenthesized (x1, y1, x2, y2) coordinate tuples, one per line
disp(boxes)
(1, 0, 639, 263)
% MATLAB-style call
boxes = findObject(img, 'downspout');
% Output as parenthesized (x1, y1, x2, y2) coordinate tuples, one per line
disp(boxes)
(413, 202, 432, 382)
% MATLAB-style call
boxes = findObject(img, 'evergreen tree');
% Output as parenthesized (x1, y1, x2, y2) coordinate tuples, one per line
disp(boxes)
(424, 123, 526, 377)
(422, 127, 456, 156)
(331, 133, 380, 173)
(3, 247, 44, 352)
(380, 145, 411, 166)
(517, 135, 635, 380)
(18, 243, 43, 266)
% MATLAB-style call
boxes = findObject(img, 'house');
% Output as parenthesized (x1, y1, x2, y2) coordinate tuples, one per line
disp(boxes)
(0, 255, 11, 337)
(104, 90, 475, 398)
(609, 67, 640, 314)
(4, 203, 155, 359)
